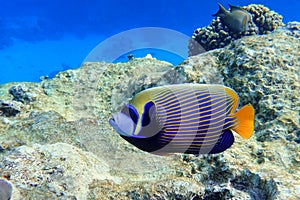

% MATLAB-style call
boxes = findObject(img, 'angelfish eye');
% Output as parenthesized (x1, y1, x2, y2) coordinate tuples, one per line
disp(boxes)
(123, 104, 139, 124)
(142, 101, 155, 127)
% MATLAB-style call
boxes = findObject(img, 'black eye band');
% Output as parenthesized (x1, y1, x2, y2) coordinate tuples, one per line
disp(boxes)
(141, 101, 155, 127)
(124, 104, 139, 124)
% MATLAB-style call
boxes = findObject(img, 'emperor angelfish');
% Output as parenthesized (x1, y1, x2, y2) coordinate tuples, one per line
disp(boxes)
(213, 3, 252, 33)
(109, 84, 255, 155)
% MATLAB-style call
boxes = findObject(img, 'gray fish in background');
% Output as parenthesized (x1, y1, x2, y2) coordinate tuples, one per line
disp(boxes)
(0, 179, 12, 200)
(213, 3, 252, 33)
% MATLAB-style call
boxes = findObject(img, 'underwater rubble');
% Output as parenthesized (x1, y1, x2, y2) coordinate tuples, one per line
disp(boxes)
(0, 17, 299, 200)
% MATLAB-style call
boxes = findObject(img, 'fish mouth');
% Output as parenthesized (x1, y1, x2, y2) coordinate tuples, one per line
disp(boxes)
(108, 118, 116, 127)
(109, 117, 146, 138)
(108, 118, 131, 137)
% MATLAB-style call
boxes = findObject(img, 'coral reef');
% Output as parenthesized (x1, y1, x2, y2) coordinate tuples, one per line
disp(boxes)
(0, 26, 299, 199)
(285, 21, 300, 38)
(247, 4, 284, 34)
(189, 4, 284, 56)
(216, 27, 299, 144)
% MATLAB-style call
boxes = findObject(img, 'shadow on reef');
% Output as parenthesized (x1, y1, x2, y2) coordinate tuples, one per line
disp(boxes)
(179, 154, 279, 200)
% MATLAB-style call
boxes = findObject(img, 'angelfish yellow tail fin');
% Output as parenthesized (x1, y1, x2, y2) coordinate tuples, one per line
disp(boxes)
(232, 104, 255, 139)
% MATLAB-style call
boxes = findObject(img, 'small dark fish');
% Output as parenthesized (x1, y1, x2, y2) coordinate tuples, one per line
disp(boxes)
(213, 3, 252, 33)
(109, 84, 255, 155)
(0, 179, 12, 200)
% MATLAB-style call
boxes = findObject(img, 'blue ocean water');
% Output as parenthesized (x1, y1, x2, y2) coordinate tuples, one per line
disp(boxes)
(0, 0, 299, 84)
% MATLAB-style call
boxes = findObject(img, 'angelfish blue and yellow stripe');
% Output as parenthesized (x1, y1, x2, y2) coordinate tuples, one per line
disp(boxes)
(109, 84, 255, 155)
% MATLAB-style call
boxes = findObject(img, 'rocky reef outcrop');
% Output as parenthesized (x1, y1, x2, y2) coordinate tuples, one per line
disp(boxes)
(0, 20, 299, 200)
